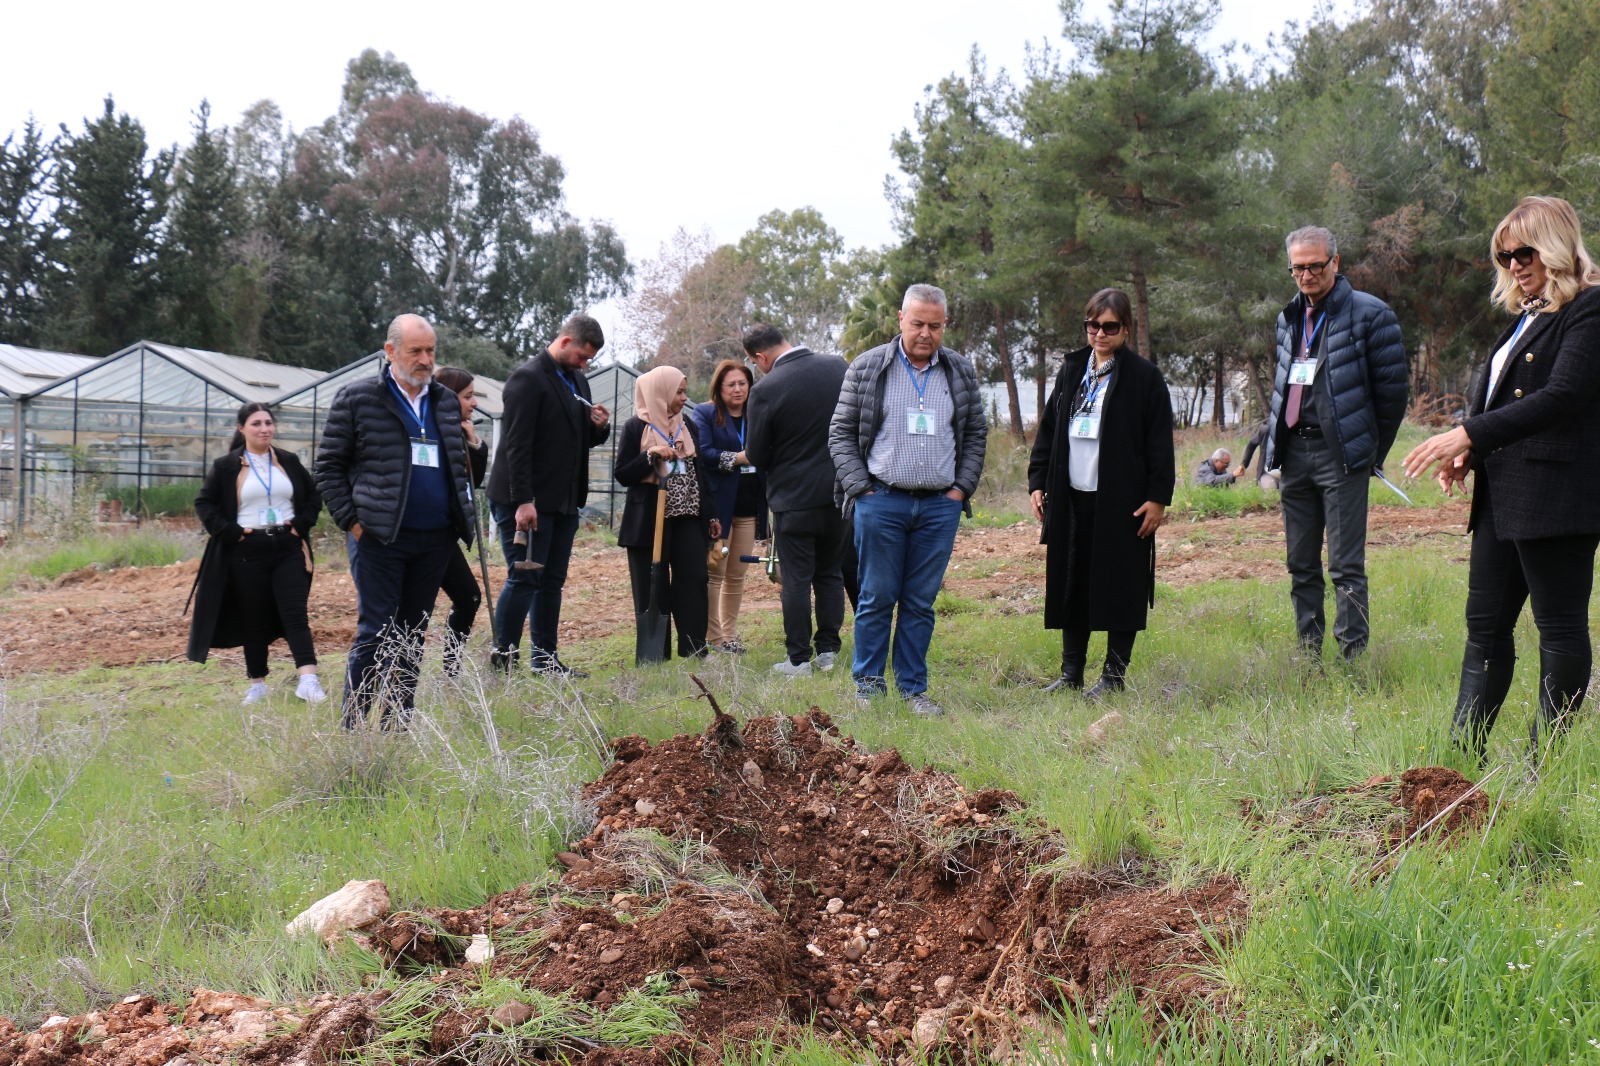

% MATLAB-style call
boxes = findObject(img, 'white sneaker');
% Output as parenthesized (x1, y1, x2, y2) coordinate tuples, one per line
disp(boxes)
(296, 674, 327, 703)
(815, 652, 838, 672)
(771, 659, 813, 677)
(242, 682, 269, 705)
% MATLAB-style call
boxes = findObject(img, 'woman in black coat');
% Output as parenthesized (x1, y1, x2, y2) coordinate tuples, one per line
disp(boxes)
(615, 366, 721, 660)
(1405, 195, 1600, 762)
(188, 402, 326, 703)
(433, 366, 490, 675)
(1028, 288, 1175, 698)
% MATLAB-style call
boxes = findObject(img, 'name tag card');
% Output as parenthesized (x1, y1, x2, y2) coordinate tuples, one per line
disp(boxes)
(257, 507, 280, 525)
(411, 439, 440, 468)
(906, 407, 940, 436)
(1288, 360, 1319, 386)
(1070, 413, 1103, 440)
(738, 464, 757, 474)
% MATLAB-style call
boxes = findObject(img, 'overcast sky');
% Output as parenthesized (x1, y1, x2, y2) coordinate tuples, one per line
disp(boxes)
(4, 1, 1344, 353)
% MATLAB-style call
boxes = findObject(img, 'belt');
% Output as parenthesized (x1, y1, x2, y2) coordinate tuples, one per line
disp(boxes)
(1290, 424, 1324, 439)
(249, 524, 292, 536)
(872, 479, 952, 499)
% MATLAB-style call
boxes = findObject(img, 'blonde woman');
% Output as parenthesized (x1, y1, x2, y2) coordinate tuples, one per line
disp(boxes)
(1405, 196, 1600, 759)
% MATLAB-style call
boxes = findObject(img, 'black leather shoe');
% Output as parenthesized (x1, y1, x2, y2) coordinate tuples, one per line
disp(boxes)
(531, 652, 588, 679)
(489, 646, 519, 675)
(1084, 675, 1126, 702)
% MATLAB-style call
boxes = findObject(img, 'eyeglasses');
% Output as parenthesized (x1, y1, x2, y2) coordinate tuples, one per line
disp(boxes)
(1495, 246, 1538, 268)
(1083, 320, 1124, 335)
(1289, 260, 1333, 277)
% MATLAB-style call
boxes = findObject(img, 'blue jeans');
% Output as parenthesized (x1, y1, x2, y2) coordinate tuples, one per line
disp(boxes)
(851, 488, 962, 696)
(490, 500, 579, 655)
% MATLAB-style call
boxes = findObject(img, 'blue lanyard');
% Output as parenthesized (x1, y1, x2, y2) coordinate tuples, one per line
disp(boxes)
(1508, 312, 1534, 349)
(386, 377, 430, 440)
(647, 422, 682, 451)
(734, 414, 746, 450)
(1076, 359, 1112, 415)
(1300, 307, 1327, 359)
(896, 342, 933, 409)
(244, 451, 273, 504)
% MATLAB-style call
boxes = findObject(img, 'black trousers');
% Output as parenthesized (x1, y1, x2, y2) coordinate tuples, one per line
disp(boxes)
(230, 532, 317, 678)
(1059, 489, 1136, 679)
(772, 505, 847, 664)
(626, 515, 710, 659)
(342, 526, 455, 728)
(439, 544, 482, 646)
(1464, 479, 1599, 664)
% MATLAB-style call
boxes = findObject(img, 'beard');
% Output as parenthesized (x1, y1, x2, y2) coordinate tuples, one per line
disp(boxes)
(394, 364, 431, 390)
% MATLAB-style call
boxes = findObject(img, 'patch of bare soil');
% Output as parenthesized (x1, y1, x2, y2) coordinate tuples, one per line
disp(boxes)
(0, 709, 1247, 1064)
(0, 502, 1466, 676)
(1239, 766, 1489, 856)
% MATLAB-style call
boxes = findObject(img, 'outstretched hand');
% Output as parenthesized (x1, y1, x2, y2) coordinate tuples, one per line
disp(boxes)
(1403, 426, 1473, 482)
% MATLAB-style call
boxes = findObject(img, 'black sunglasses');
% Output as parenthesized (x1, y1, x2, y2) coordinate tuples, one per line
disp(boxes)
(1495, 246, 1538, 268)
(1084, 319, 1124, 335)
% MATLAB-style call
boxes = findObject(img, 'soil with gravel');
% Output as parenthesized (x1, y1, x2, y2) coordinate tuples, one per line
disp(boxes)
(0, 708, 1248, 1065)
(1239, 766, 1490, 857)
(0, 501, 1467, 676)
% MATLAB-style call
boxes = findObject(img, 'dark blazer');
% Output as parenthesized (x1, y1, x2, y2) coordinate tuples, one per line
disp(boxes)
(689, 401, 769, 539)
(745, 347, 848, 512)
(1464, 285, 1600, 541)
(313, 365, 473, 545)
(1265, 275, 1408, 474)
(486, 350, 610, 515)
(187, 446, 322, 662)
(1028, 347, 1175, 632)
(613, 417, 717, 548)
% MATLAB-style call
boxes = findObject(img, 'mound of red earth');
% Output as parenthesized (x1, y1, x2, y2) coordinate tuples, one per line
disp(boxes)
(0, 708, 1246, 1065)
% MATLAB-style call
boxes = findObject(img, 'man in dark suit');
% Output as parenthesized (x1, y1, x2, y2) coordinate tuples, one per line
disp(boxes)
(743, 323, 849, 676)
(486, 313, 611, 677)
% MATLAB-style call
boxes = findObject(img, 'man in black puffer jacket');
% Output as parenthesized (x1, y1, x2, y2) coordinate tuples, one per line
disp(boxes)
(1266, 226, 1408, 661)
(316, 313, 474, 728)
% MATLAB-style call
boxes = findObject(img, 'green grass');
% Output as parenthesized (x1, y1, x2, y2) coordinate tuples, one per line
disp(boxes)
(4, 454, 1600, 1062)
(0, 528, 197, 591)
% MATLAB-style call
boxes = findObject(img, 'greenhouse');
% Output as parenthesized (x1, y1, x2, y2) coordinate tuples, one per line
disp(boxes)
(11, 341, 323, 530)
(2, 343, 102, 531)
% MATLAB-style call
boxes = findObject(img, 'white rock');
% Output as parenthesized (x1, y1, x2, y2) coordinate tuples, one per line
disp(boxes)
(635, 798, 657, 815)
(807, 943, 826, 957)
(465, 934, 494, 964)
(1084, 710, 1124, 746)
(741, 759, 765, 789)
(825, 898, 845, 914)
(285, 879, 390, 940)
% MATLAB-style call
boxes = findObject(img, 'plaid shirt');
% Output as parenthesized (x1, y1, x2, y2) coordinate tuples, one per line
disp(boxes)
(866, 339, 958, 491)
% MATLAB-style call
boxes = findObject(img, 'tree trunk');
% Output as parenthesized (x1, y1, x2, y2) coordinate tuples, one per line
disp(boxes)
(1131, 250, 1153, 362)
(992, 307, 1024, 437)
(1212, 353, 1226, 427)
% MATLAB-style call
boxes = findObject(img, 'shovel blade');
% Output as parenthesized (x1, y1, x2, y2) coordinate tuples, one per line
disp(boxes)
(634, 563, 671, 665)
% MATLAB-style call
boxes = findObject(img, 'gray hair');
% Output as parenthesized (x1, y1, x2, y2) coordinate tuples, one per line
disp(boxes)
(902, 284, 948, 312)
(1210, 448, 1232, 463)
(386, 312, 432, 349)
(1285, 226, 1338, 259)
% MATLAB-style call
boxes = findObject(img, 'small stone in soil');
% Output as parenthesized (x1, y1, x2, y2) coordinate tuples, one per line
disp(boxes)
(825, 898, 845, 914)
(598, 947, 624, 964)
(935, 976, 956, 998)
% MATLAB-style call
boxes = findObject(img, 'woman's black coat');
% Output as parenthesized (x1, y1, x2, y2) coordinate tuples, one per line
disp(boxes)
(1028, 346, 1175, 631)
(1463, 285, 1600, 541)
(186, 447, 322, 662)
(614, 418, 717, 548)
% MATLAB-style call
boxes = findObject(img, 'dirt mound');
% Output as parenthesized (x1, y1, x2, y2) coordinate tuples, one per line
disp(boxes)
(0, 707, 1245, 1064)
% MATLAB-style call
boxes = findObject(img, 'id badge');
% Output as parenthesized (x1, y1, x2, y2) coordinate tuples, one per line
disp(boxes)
(1288, 359, 1318, 386)
(666, 458, 685, 476)
(906, 407, 936, 436)
(411, 438, 439, 468)
(1070, 413, 1102, 440)
(738, 464, 757, 474)
(258, 507, 279, 525)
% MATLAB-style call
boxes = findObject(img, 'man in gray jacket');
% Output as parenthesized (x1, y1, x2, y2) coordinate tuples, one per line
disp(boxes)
(829, 284, 987, 716)
(1266, 226, 1408, 661)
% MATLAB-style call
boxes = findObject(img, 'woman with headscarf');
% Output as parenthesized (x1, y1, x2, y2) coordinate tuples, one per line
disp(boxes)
(188, 402, 326, 703)
(1404, 195, 1600, 762)
(615, 366, 721, 660)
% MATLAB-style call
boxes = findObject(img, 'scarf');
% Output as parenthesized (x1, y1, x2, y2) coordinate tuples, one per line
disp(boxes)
(635, 366, 696, 483)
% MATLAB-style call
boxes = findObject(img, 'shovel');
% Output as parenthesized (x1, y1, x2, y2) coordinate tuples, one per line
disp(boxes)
(635, 472, 671, 665)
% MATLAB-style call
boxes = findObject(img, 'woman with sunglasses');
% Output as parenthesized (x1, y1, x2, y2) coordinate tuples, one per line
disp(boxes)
(1029, 288, 1175, 698)
(1405, 196, 1600, 762)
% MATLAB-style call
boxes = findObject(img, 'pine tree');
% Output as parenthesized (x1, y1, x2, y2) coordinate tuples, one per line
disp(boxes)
(47, 96, 171, 355)
(0, 118, 56, 346)
(165, 101, 244, 352)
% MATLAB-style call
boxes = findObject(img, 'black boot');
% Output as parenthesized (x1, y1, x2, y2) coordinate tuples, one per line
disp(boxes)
(1449, 643, 1516, 762)
(1042, 663, 1084, 693)
(1085, 635, 1133, 702)
(1083, 672, 1126, 702)
(489, 646, 519, 675)
(1530, 649, 1590, 760)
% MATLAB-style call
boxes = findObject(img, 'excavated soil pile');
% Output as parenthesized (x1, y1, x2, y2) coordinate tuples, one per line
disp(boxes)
(0, 708, 1246, 1066)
